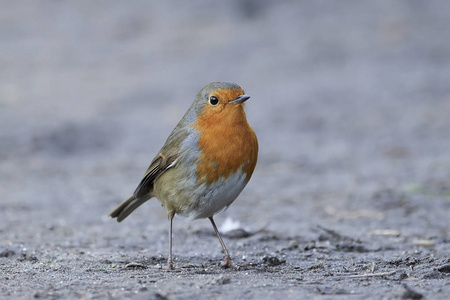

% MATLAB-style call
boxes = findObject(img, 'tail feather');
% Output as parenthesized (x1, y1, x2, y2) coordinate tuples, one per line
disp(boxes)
(109, 195, 150, 222)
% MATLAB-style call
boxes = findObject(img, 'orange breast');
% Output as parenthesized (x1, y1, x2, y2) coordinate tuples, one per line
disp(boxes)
(193, 100, 258, 185)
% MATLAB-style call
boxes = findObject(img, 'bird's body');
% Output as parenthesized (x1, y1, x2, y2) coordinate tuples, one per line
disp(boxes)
(109, 82, 258, 268)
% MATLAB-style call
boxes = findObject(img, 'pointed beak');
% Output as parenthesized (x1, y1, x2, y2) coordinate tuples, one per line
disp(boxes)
(229, 94, 250, 104)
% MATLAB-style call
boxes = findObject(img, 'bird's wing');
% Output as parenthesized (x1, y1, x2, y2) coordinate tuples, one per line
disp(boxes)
(133, 127, 188, 198)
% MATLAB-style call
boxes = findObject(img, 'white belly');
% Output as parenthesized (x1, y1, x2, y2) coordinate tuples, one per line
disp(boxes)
(184, 168, 248, 219)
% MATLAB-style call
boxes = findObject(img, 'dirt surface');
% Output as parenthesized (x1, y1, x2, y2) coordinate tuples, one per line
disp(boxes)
(1, 1, 450, 299)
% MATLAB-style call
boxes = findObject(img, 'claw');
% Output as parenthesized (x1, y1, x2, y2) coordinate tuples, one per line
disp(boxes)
(221, 255, 232, 268)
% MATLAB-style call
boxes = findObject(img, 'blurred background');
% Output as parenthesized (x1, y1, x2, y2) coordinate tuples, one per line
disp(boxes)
(1, 0, 449, 252)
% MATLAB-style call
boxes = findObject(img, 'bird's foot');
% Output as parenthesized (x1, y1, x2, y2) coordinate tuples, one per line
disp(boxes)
(220, 255, 232, 269)
(167, 259, 174, 270)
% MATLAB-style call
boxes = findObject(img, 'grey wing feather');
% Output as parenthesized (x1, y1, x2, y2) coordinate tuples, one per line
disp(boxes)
(133, 127, 188, 198)
(133, 154, 177, 198)
(109, 126, 189, 222)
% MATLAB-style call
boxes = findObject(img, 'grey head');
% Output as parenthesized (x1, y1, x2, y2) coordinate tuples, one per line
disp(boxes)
(178, 82, 246, 127)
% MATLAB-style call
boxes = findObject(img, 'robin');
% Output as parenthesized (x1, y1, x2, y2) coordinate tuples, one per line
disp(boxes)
(109, 82, 258, 269)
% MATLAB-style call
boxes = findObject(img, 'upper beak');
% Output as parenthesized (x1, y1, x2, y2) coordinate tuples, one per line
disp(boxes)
(229, 94, 250, 104)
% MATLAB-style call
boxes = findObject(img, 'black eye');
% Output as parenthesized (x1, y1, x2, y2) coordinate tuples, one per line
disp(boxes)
(209, 96, 219, 105)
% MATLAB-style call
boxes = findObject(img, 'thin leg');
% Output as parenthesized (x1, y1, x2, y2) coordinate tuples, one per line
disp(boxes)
(209, 217, 231, 268)
(168, 212, 175, 269)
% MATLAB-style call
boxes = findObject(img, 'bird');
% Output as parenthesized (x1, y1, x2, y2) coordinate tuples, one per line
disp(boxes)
(109, 82, 258, 269)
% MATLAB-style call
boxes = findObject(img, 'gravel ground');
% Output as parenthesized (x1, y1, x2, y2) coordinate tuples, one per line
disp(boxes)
(1, 1, 450, 299)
